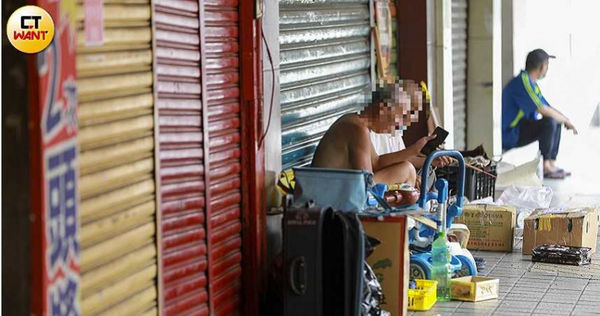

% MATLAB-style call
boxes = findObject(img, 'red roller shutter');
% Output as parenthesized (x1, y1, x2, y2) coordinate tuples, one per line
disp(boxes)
(154, 0, 242, 315)
(154, 1, 208, 315)
(204, 1, 243, 314)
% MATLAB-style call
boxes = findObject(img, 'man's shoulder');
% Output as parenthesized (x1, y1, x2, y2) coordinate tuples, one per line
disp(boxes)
(504, 74, 527, 95)
(337, 114, 367, 132)
(333, 114, 371, 145)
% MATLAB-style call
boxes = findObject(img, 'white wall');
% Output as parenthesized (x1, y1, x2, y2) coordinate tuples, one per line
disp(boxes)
(512, 0, 600, 192)
(513, 0, 600, 127)
(466, 0, 503, 156)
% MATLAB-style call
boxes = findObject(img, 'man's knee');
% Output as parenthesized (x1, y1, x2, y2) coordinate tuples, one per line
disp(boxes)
(540, 116, 558, 130)
(398, 161, 416, 179)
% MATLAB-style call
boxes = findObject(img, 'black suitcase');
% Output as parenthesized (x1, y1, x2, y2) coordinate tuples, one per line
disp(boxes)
(283, 202, 364, 316)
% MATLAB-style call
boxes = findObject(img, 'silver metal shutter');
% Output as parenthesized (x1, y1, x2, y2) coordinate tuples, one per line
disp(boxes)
(279, 0, 372, 169)
(452, 0, 468, 150)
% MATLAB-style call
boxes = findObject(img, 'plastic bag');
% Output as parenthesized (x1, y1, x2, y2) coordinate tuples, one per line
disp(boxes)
(362, 236, 390, 316)
(361, 262, 390, 316)
(496, 186, 553, 228)
(497, 185, 553, 209)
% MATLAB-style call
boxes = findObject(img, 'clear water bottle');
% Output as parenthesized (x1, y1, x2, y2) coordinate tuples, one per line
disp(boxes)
(431, 231, 452, 301)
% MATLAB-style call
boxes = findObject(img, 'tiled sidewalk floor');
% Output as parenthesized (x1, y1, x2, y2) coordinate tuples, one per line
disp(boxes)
(410, 229, 600, 316)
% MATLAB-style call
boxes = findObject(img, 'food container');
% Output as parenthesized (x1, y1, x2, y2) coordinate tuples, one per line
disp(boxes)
(451, 276, 499, 302)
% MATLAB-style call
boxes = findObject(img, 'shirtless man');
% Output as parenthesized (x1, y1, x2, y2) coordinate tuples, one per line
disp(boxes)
(311, 83, 442, 187)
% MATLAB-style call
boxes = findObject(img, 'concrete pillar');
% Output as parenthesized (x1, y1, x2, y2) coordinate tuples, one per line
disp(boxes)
(466, 0, 503, 156)
(261, 1, 282, 208)
(501, 0, 514, 87)
(433, 0, 455, 148)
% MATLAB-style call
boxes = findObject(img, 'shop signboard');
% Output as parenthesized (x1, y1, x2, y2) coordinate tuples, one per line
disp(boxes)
(31, 1, 79, 315)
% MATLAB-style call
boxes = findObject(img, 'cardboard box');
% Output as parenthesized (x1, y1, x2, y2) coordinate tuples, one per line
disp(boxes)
(451, 276, 499, 302)
(361, 216, 408, 316)
(523, 207, 599, 255)
(454, 204, 516, 252)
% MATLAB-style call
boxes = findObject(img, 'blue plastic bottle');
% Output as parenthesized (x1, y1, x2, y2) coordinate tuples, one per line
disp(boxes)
(431, 231, 452, 301)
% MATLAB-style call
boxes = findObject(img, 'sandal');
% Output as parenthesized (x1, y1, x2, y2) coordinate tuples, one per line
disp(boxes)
(544, 169, 566, 179)
(556, 168, 572, 177)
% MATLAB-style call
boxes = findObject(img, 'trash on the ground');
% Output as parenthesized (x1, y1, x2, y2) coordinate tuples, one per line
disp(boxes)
(495, 153, 543, 190)
(407, 279, 437, 311)
(474, 257, 486, 272)
(496, 186, 553, 208)
(454, 204, 516, 252)
(450, 276, 499, 302)
(516, 210, 534, 230)
(531, 244, 592, 266)
(496, 185, 553, 228)
(522, 207, 599, 255)
(362, 262, 390, 316)
(361, 216, 409, 316)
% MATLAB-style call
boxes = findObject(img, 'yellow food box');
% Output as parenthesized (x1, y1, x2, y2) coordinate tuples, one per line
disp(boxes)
(451, 276, 499, 302)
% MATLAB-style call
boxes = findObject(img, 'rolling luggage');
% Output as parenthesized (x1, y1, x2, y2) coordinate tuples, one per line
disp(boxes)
(283, 202, 364, 316)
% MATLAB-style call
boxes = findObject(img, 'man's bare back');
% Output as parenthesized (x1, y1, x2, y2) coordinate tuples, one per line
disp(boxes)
(312, 114, 376, 170)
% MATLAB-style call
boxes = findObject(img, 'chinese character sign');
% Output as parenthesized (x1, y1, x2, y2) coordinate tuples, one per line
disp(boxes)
(33, 0, 79, 315)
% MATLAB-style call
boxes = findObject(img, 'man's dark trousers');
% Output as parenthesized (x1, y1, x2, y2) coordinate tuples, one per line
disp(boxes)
(516, 116, 561, 160)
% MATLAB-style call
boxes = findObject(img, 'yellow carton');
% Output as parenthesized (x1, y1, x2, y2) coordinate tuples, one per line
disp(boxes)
(454, 204, 516, 252)
(451, 276, 499, 302)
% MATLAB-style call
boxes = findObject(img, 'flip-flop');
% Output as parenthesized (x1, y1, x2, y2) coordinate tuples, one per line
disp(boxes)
(544, 169, 566, 179)
(556, 168, 572, 177)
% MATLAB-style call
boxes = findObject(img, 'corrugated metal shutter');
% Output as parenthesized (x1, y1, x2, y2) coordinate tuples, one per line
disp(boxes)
(153, 1, 208, 315)
(76, 1, 158, 315)
(204, 0, 243, 315)
(452, 0, 468, 150)
(154, 0, 242, 315)
(279, 0, 372, 169)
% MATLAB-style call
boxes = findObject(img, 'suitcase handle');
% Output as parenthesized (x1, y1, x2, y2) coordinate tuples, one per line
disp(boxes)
(289, 257, 306, 295)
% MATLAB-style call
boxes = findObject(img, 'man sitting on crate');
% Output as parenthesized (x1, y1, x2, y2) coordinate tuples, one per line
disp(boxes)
(311, 81, 451, 187)
(502, 49, 578, 179)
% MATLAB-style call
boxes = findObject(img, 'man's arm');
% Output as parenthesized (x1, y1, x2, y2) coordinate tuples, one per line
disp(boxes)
(539, 94, 578, 134)
(373, 135, 437, 171)
(403, 151, 453, 169)
(538, 106, 578, 134)
(538, 106, 568, 123)
(347, 126, 375, 172)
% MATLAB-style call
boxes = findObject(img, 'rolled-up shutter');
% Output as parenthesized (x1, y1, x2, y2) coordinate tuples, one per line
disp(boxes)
(452, 0, 468, 150)
(76, 1, 157, 315)
(279, 0, 372, 169)
(154, 0, 242, 315)
(153, 1, 208, 315)
(204, 1, 243, 314)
